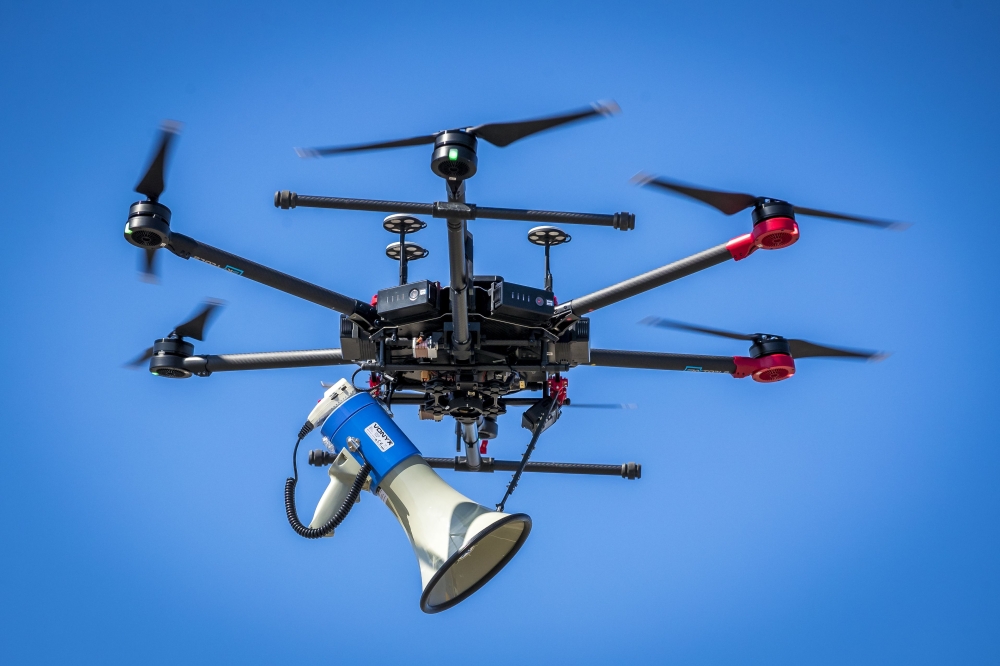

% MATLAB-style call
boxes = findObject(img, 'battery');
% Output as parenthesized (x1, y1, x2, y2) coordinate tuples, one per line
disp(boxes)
(490, 280, 555, 325)
(377, 280, 440, 323)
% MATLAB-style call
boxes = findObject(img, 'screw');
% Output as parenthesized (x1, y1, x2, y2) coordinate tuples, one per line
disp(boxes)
(346, 436, 361, 452)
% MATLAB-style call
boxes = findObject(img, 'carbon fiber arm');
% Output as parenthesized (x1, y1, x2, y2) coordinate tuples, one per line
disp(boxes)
(276, 191, 633, 230)
(166, 233, 377, 326)
(556, 243, 733, 317)
(183, 349, 356, 374)
(588, 349, 736, 374)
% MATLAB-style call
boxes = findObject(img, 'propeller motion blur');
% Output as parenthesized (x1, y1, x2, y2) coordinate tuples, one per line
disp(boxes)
(122, 103, 901, 611)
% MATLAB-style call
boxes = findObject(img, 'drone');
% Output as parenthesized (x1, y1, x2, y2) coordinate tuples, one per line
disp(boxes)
(123, 102, 899, 610)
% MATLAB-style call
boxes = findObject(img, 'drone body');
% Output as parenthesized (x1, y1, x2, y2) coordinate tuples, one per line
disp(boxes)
(123, 101, 895, 504)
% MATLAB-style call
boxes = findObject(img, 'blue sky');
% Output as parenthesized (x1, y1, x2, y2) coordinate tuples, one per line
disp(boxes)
(1, 1, 998, 663)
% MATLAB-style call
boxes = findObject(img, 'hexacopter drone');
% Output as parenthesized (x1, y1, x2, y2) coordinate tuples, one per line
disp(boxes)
(123, 102, 900, 612)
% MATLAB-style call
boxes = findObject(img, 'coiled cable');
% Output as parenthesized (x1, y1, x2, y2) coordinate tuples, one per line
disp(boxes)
(284, 435, 371, 539)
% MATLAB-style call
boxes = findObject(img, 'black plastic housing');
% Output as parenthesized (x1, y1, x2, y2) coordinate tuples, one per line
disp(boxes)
(149, 337, 194, 378)
(749, 337, 791, 358)
(490, 280, 555, 325)
(339, 316, 378, 362)
(431, 131, 478, 180)
(552, 318, 591, 365)
(125, 201, 171, 248)
(377, 280, 441, 323)
(751, 200, 796, 225)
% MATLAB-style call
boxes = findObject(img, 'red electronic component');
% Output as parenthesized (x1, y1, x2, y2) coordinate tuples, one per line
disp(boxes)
(479, 440, 488, 455)
(370, 294, 379, 307)
(368, 372, 381, 389)
(726, 217, 800, 261)
(547, 375, 568, 405)
(732, 354, 796, 383)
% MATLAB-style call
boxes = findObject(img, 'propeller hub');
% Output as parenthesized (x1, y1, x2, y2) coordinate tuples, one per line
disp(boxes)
(149, 337, 194, 379)
(125, 201, 171, 249)
(749, 336, 791, 359)
(431, 131, 478, 181)
(751, 200, 796, 225)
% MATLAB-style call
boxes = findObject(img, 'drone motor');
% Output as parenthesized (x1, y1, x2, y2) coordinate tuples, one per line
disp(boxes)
(750, 200, 799, 250)
(430, 131, 478, 181)
(148, 337, 194, 379)
(124, 201, 171, 249)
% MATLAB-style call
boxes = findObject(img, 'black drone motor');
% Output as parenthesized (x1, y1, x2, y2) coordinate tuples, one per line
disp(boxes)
(125, 201, 171, 250)
(747, 335, 792, 359)
(149, 337, 194, 378)
(430, 131, 478, 181)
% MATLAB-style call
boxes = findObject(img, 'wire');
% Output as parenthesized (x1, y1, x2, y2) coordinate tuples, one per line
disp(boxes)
(285, 435, 371, 539)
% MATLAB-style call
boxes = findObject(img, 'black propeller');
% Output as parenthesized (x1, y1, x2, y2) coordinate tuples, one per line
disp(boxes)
(564, 401, 637, 410)
(641, 317, 886, 361)
(139, 248, 158, 283)
(632, 173, 908, 231)
(132, 121, 181, 281)
(135, 121, 182, 202)
(126, 299, 224, 368)
(296, 101, 620, 158)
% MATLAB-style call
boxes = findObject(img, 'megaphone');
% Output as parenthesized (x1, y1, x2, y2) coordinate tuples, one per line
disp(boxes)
(309, 380, 531, 613)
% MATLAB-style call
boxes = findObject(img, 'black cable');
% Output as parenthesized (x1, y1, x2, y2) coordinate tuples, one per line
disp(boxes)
(284, 435, 372, 539)
(496, 397, 558, 512)
(351, 366, 388, 397)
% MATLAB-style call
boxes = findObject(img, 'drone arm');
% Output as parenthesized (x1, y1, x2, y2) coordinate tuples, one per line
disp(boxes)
(588, 349, 737, 374)
(182, 349, 355, 375)
(276, 191, 634, 230)
(555, 243, 733, 318)
(167, 233, 377, 326)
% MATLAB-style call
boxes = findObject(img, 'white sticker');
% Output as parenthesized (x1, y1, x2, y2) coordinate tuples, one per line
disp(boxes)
(364, 421, 395, 452)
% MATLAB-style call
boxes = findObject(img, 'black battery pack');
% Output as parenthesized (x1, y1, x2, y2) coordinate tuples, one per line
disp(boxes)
(377, 280, 440, 323)
(490, 280, 555, 325)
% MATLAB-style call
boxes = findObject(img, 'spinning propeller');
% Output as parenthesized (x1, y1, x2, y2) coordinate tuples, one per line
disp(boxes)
(633, 173, 909, 231)
(641, 317, 886, 361)
(126, 299, 224, 370)
(129, 121, 182, 281)
(296, 101, 620, 158)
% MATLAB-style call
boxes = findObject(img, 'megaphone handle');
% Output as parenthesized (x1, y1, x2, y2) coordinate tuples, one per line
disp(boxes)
(497, 398, 557, 512)
(284, 435, 372, 539)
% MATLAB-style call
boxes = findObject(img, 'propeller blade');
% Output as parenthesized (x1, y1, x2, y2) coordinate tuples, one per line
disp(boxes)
(787, 339, 887, 361)
(640, 317, 755, 341)
(792, 205, 909, 231)
(139, 248, 159, 283)
(633, 173, 758, 215)
(125, 346, 155, 369)
(135, 120, 182, 201)
(470, 100, 620, 148)
(565, 402, 637, 410)
(635, 173, 909, 230)
(296, 101, 619, 157)
(172, 299, 224, 341)
(296, 133, 438, 158)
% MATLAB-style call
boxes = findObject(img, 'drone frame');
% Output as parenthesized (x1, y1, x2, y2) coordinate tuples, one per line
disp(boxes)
(123, 103, 892, 506)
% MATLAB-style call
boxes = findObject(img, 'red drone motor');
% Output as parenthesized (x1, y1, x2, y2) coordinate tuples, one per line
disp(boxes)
(726, 201, 800, 261)
(733, 354, 796, 383)
(731, 332, 798, 382)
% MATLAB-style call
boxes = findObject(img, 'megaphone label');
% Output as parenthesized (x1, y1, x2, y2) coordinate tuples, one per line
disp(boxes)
(365, 422, 396, 452)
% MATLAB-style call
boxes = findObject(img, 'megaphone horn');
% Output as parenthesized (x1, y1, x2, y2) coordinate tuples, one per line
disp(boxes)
(310, 380, 531, 613)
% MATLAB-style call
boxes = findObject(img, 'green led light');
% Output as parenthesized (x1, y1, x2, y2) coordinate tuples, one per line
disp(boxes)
(124, 224, 132, 234)
(151, 371, 159, 376)
(448, 148, 458, 161)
